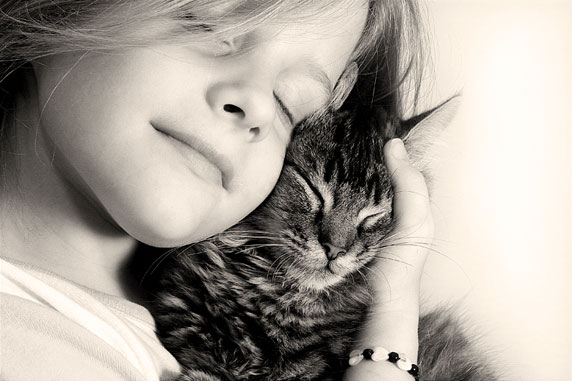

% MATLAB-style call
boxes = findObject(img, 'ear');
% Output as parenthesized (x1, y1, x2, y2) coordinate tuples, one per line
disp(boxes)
(400, 96, 461, 176)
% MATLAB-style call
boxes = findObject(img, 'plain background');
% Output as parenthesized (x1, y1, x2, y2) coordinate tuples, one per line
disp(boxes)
(419, 1, 571, 380)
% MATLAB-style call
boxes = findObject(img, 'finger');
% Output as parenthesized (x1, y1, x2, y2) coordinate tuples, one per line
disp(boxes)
(383, 138, 434, 238)
(370, 138, 433, 296)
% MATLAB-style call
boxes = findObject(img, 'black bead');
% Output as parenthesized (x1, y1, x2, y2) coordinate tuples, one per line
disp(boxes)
(388, 352, 400, 363)
(408, 364, 420, 377)
(362, 348, 374, 360)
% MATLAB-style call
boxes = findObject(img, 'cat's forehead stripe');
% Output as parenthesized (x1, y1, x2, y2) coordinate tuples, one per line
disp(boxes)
(314, 180, 333, 213)
(289, 168, 322, 211)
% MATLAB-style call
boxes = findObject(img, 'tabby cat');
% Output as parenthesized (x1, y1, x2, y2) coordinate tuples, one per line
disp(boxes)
(150, 99, 498, 381)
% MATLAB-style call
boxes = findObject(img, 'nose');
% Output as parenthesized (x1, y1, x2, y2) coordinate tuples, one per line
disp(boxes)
(206, 82, 276, 142)
(322, 242, 347, 261)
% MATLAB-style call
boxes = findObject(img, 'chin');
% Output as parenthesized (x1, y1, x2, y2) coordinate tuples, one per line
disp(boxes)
(125, 224, 198, 248)
(117, 205, 215, 248)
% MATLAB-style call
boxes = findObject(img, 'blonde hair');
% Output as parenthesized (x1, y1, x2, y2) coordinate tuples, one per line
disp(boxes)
(0, 0, 427, 142)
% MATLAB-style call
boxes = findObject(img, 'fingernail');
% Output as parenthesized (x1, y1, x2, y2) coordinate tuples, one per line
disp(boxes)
(389, 138, 409, 160)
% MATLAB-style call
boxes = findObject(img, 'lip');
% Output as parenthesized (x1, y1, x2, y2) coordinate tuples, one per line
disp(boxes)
(152, 124, 233, 188)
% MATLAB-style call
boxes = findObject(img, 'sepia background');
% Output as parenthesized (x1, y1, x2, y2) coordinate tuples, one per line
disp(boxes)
(418, 1, 571, 380)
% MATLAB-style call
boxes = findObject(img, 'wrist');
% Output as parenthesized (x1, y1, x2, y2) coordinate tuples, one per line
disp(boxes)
(354, 309, 419, 361)
(343, 357, 417, 381)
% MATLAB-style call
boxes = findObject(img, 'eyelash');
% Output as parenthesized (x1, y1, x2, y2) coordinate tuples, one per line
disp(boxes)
(273, 92, 294, 126)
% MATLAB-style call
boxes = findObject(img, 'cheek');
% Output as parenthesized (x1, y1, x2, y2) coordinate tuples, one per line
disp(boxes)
(34, 52, 292, 248)
(134, 143, 287, 247)
(236, 136, 289, 206)
(184, 136, 289, 242)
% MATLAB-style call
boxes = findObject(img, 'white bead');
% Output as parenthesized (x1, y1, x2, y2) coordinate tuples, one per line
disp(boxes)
(397, 357, 413, 371)
(349, 349, 363, 358)
(370, 346, 389, 362)
(348, 354, 363, 366)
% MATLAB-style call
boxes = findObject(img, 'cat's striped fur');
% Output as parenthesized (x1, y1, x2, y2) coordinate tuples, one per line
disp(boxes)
(150, 102, 498, 380)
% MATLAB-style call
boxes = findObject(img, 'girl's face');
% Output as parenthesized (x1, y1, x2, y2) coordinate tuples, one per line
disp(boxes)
(32, 3, 367, 247)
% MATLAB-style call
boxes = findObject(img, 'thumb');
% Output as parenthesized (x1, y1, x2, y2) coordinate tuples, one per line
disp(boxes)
(384, 138, 434, 239)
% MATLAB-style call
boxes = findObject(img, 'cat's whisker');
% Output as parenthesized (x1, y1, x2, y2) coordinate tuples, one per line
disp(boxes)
(266, 242, 303, 279)
(380, 227, 438, 243)
(274, 249, 301, 279)
(239, 238, 288, 246)
(376, 234, 439, 248)
(237, 243, 286, 251)
(361, 263, 394, 298)
(229, 232, 290, 243)
(404, 236, 453, 244)
(377, 241, 470, 281)
(355, 268, 369, 287)
(268, 253, 289, 272)
(356, 269, 376, 304)
(348, 271, 356, 286)
(375, 241, 446, 258)
(229, 229, 287, 238)
(140, 244, 225, 285)
(268, 251, 292, 270)
(226, 233, 279, 241)
(381, 235, 452, 247)
(392, 189, 430, 198)
(278, 232, 306, 248)
(139, 247, 179, 284)
(225, 232, 274, 238)
(268, 253, 293, 282)
(372, 254, 412, 266)
(225, 228, 277, 235)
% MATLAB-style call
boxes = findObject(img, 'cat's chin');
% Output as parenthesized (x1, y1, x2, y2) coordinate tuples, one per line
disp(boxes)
(295, 269, 345, 292)
(286, 258, 360, 292)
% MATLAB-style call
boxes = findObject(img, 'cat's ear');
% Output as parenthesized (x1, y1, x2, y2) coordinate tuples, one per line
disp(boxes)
(400, 96, 461, 176)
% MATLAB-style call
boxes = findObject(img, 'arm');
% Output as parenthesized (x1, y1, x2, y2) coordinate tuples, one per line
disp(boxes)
(343, 138, 432, 381)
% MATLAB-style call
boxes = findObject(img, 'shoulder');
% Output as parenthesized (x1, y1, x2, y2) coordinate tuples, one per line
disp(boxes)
(1, 294, 145, 381)
(1, 258, 181, 381)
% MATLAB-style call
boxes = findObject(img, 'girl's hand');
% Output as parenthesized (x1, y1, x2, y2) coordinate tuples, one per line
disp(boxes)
(343, 138, 432, 380)
(374, 137, 433, 302)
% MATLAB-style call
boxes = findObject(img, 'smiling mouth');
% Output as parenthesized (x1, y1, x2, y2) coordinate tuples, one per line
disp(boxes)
(152, 124, 232, 189)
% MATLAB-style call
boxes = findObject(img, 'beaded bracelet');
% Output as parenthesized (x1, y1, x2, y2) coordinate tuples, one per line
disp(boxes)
(348, 347, 420, 381)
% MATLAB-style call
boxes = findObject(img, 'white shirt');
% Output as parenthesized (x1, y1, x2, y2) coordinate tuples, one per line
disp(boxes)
(0, 257, 181, 381)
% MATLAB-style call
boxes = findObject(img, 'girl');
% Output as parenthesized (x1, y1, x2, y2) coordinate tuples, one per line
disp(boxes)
(0, 1, 432, 380)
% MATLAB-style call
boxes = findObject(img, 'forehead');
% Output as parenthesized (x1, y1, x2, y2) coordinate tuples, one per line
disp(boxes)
(255, 1, 368, 87)
(277, 1, 368, 63)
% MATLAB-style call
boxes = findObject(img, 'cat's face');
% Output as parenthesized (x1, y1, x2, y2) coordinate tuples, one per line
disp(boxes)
(247, 109, 396, 290)
(240, 97, 458, 291)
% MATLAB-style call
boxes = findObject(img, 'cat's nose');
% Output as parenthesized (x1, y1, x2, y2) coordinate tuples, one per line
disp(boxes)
(323, 243, 347, 261)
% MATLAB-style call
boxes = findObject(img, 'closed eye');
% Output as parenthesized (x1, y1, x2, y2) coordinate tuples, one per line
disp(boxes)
(284, 163, 324, 210)
(359, 212, 388, 231)
(273, 92, 294, 126)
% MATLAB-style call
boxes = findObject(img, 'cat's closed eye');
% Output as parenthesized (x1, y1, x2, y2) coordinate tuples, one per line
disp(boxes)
(359, 212, 386, 230)
(357, 205, 391, 233)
